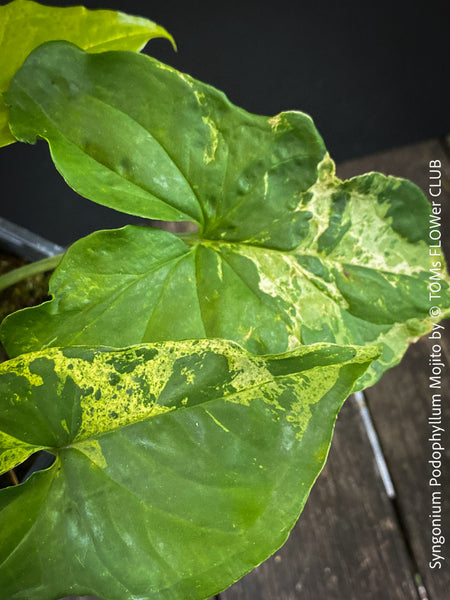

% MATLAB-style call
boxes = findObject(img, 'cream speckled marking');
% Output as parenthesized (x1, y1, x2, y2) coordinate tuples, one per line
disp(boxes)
(304, 154, 432, 276)
(298, 153, 340, 242)
(216, 252, 223, 282)
(177, 71, 195, 89)
(3, 341, 309, 454)
(224, 347, 272, 393)
(223, 345, 378, 440)
(201, 115, 219, 164)
(49, 347, 181, 442)
(287, 334, 302, 350)
(0, 430, 44, 474)
(74, 439, 107, 469)
(207, 238, 350, 346)
(286, 366, 339, 440)
(197, 142, 450, 367)
(0, 339, 380, 478)
(263, 172, 269, 197)
(180, 366, 195, 385)
(0, 354, 44, 388)
(194, 90, 206, 104)
(243, 327, 255, 342)
(268, 114, 282, 130)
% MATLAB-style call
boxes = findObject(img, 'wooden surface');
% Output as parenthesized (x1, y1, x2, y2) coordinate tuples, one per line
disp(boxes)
(2, 139, 449, 600)
(341, 139, 450, 600)
(219, 397, 419, 600)
(219, 138, 450, 600)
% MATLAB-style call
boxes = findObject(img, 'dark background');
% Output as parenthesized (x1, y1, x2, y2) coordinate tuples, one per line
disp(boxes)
(1, 0, 449, 245)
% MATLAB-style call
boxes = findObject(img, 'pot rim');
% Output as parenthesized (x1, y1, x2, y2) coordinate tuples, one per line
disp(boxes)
(0, 216, 64, 262)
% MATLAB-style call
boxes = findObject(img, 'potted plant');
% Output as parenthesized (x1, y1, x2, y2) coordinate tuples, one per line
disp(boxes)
(0, 2, 449, 599)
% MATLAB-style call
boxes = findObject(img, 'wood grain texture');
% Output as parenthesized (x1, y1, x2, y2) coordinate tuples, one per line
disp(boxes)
(4, 140, 449, 600)
(220, 398, 419, 600)
(220, 138, 450, 600)
(339, 139, 450, 599)
(364, 338, 450, 600)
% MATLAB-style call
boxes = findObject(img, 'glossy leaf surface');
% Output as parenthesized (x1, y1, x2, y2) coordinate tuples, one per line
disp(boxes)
(2, 201, 448, 390)
(0, 340, 378, 599)
(4, 42, 450, 390)
(0, 0, 175, 146)
(6, 42, 325, 225)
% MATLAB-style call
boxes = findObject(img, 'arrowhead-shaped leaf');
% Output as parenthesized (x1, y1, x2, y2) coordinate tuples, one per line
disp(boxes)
(0, 340, 378, 599)
(3, 42, 450, 390)
(5, 41, 325, 226)
(0, 0, 175, 147)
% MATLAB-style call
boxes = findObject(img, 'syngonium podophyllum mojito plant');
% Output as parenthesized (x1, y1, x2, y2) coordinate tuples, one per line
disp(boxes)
(0, 1, 449, 599)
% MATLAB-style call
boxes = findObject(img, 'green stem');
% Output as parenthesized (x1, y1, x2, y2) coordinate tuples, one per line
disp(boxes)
(0, 253, 63, 293)
(8, 469, 18, 486)
(176, 231, 200, 246)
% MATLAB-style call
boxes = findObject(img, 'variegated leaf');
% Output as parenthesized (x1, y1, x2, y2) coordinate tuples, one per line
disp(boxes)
(0, 340, 378, 599)
(3, 41, 449, 390)
(5, 41, 325, 226)
(0, 0, 175, 147)
(2, 182, 448, 389)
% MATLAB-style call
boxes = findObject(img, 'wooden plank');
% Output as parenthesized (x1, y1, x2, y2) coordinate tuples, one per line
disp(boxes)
(337, 139, 450, 599)
(221, 140, 450, 600)
(220, 398, 419, 600)
(364, 338, 450, 600)
(3, 141, 447, 599)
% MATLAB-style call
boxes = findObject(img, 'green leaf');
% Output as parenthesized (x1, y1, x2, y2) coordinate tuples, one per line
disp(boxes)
(2, 184, 449, 389)
(3, 42, 450, 389)
(5, 41, 325, 225)
(0, 340, 379, 599)
(0, 0, 175, 147)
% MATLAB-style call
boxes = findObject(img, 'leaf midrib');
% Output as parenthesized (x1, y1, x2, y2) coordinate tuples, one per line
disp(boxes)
(86, 28, 165, 52)
(52, 249, 190, 346)
(44, 229, 430, 350)
(184, 236, 410, 326)
(65, 361, 343, 449)
(0, 464, 58, 572)
(13, 79, 204, 225)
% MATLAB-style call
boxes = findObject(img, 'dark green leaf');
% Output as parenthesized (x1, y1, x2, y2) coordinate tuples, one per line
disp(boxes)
(3, 186, 449, 389)
(6, 42, 325, 226)
(3, 42, 449, 390)
(0, 340, 379, 599)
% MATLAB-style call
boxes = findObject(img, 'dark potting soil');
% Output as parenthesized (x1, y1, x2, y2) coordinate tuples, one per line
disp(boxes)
(0, 252, 53, 488)
(0, 252, 51, 327)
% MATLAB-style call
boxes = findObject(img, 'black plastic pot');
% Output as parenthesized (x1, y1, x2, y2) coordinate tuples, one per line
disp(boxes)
(0, 219, 102, 600)
(0, 216, 64, 262)
(0, 217, 63, 479)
